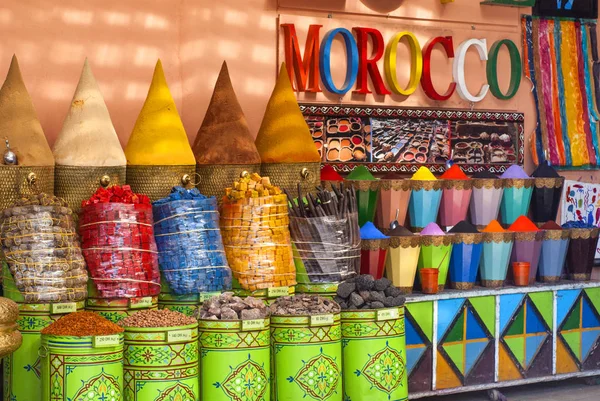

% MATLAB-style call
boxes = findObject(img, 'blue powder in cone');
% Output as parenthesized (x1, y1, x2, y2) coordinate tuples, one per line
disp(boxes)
(360, 222, 389, 240)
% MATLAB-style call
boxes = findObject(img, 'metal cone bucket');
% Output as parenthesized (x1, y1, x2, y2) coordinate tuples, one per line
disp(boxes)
(408, 180, 443, 232)
(480, 232, 514, 287)
(538, 230, 570, 282)
(377, 180, 411, 231)
(510, 231, 543, 284)
(448, 233, 483, 290)
(385, 236, 422, 294)
(500, 179, 534, 226)
(417, 235, 454, 290)
(469, 179, 504, 229)
(439, 181, 472, 229)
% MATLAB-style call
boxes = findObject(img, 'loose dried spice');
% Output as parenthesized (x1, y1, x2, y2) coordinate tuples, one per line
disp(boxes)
(41, 312, 123, 336)
(196, 292, 268, 320)
(119, 309, 196, 328)
(269, 294, 340, 316)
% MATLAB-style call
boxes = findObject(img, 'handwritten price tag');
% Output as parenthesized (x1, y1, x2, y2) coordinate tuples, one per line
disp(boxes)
(377, 308, 399, 321)
(94, 335, 120, 348)
(310, 314, 334, 327)
(268, 287, 289, 298)
(199, 292, 221, 303)
(130, 297, 153, 309)
(241, 319, 266, 331)
(167, 329, 193, 343)
(51, 303, 77, 314)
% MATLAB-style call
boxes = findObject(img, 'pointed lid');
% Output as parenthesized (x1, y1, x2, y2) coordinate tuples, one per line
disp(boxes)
(53, 59, 126, 167)
(193, 62, 260, 165)
(255, 63, 320, 163)
(125, 60, 195, 165)
(0, 55, 53, 166)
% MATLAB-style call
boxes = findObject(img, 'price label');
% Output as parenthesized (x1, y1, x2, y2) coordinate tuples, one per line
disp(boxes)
(241, 319, 266, 331)
(310, 314, 334, 327)
(199, 292, 220, 303)
(167, 329, 193, 343)
(377, 308, 399, 321)
(130, 297, 153, 309)
(268, 287, 289, 298)
(94, 335, 120, 348)
(51, 303, 77, 314)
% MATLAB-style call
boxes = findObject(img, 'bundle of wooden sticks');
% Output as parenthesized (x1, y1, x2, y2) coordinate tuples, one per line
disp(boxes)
(284, 183, 357, 219)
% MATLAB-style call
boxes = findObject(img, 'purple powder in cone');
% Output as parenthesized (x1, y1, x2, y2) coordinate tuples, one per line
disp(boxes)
(420, 222, 445, 236)
(360, 222, 389, 240)
(449, 220, 479, 233)
(500, 165, 530, 179)
(472, 171, 497, 179)
(388, 226, 413, 237)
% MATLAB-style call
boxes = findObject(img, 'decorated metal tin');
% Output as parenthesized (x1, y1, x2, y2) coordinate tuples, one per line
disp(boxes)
(271, 314, 342, 401)
(199, 318, 271, 401)
(40, 334, 124, 401)
(123, 323, 199, 401)
(86, 279, 158, 323)
(341, 307, 408, 401)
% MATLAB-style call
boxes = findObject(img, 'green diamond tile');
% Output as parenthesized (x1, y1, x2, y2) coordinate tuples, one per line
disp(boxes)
(469, 296, 495, 335)
(506, 306, 524, 336)
(529, 292, 553, 329)
(504, 336, 525, 367)
(406, 301, 433, 342)
(561, 331, 581, 362)
(442, 343, 464, 375)
(445, 310, 465, 343)
(562, 299, 581, 331)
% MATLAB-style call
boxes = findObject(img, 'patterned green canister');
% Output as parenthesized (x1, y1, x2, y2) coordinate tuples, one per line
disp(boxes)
(123, 323, 199, 401)
(271, 314, 342, 401)
(199, 318, 270, 401)
(86, 281, 158, 323)
(294, 283, 338, 299)
(158, 277, 221, 317)
(2, 264, 85, 401)
(341, 307, 408, 401)
(40, 333, 124, 401)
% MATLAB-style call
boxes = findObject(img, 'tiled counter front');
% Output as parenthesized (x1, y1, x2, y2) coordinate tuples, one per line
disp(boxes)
(405, 282, 600, 398)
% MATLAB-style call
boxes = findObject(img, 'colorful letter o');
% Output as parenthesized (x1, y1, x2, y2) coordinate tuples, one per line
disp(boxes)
(384, 32, 423, 96)
(487, 39, 522, 100)
(319, 28, 359, 95)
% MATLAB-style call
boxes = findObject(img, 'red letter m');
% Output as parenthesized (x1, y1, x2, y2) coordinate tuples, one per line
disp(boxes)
(281, 24, 322, 92)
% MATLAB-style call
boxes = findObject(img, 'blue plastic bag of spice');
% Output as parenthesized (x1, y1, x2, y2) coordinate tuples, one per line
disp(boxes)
(153, 187, 232, 294)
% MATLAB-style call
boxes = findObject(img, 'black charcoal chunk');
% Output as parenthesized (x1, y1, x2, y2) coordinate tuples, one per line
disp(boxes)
(336, 282, 356, 299)
(356, 274, 375, 291)
(350, 292, 365, 307)
(373, 277, 391, 291)
(384, 286, 402, 298)
(370, 301, 385, 309)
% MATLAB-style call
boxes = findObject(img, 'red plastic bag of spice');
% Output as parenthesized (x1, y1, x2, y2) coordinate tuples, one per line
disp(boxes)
(79, 185, 160, 298)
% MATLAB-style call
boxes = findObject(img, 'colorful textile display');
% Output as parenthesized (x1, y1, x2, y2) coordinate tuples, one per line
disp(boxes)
(523, 16, 600, 167)
(153, 187, 231, 294)
(408, 167, 443, 232)
(385, 225, 421, 294)
(0, 194, 87, 303)
(360, 222, 389, 279)
(0, 55, 54, 209)
(80, 185, 161, 298)
(220, 173, 296, 290)
(509, 216, 543, 284)
(346, 165, 379, 227)
(255, 63, 320, 194)
(531, 163, 564, 225)
(417, 223, 453, 290)
(538, 221, 570, 282)
(53, 59, 127, 215)
(439, 165, 472, 229)
(500, 165, 534, 226)
(377, 171, 411, 232)
(448, 221, 482, 290)
(480, 220, 514, 288)
(125, 60, 195, 200)
(193, 61, 261, 198)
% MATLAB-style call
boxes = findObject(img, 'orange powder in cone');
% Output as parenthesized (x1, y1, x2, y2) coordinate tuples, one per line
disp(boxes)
(441, 165, 469, 180)
(509, 215, 539, 232)
(482, 220, 506, 233)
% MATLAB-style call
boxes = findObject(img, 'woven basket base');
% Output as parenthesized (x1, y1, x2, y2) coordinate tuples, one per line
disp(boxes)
(196, 163, 261, 198)
(539, 276, 560, 283)
(126, 165, 195, 201)
(482, 280, 504, 288)
(55, 165, 126, 215)
(398, 286, 413, 294)
(570, 273, 591, 281)
(0, 165, 54, 210)
(451, 282, 474, 290)
(260, 162, 320, 195)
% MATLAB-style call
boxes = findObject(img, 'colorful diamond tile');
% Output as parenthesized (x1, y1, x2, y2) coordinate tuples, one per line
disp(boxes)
(500, 293, 526, 333)
(557, 289, 581, 327)
(406, 317, 423, 346)
(469, 296, 495, 335)
(465, 341, 489, 375)
(405, 309, 431, 378)
(437, 298, 465, 341)
(442, 343, 464, 374)
(559, 292, 600, 366)
(406, 301, 433, 342)
(466, 308, 487, 340)
(406, 346, 427, 375)
(585, 288, 600, 315)
(529, 291, 553, 329)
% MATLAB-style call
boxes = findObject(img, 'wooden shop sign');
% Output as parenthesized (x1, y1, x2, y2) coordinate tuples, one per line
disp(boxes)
(281, 24, 522, 102)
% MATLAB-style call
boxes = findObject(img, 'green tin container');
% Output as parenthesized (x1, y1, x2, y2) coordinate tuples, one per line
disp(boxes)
(232, 277, 295, 305)
(271, 314, 342, 401)
(341, 307, 408, 401)
(123, 323, 199, 401)
(199, 318, 271, 401)
(295, 283, 338, 299)
(2, 264, 85, 401)
(40, 333, 124, 401)
(158, 276, 221, 317)
(86, 281, 158, 323)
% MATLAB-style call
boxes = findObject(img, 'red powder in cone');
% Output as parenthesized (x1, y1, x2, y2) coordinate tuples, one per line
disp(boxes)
(541, 220, 562, 230)
(321, 165, 343, 181)
(509, 215, 539, 232)
(441, 165, 469, 180)
(482, 220, 506, 232)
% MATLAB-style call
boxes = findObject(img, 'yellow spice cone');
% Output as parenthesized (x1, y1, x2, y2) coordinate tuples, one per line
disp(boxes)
(255, 63, 319, 163)
(193, 61, 260, 165)
(125, 59, 195, 165)
(53, 59, 126, 166)
(0, 55, 53, 166)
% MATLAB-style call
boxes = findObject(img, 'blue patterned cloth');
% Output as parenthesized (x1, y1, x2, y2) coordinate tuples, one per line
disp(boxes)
(153, 187, 231, 294)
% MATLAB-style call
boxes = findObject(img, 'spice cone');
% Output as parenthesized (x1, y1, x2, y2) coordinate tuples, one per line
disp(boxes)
(538, 226, 569, 283)
(377, 173, 410, 231)
(479, 222, 514, 288)
(469, 179, 504, 229)
(193, 61, 261, 197)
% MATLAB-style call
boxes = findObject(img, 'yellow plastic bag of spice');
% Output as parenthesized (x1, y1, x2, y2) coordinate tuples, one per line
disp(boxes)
(220, 174, 295, 290)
